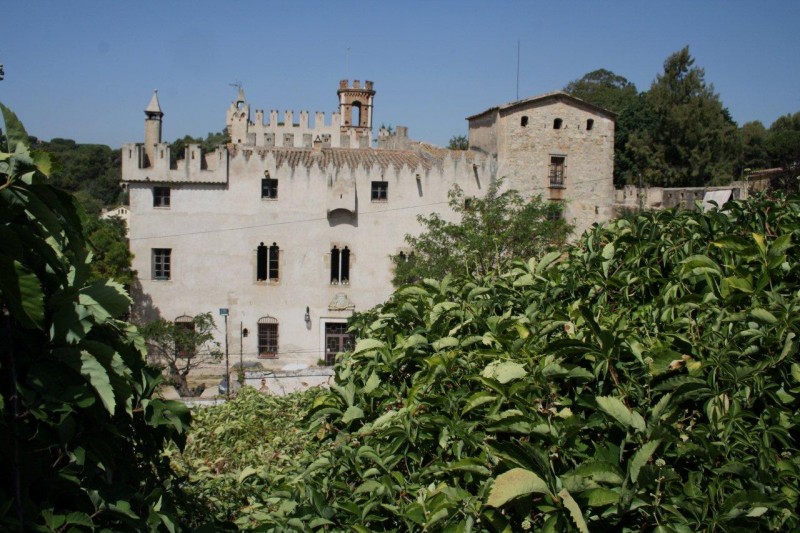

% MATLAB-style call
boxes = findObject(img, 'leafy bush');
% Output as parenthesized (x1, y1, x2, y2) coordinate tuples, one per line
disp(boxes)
(1, 104, 190, 530)
(168, 387, 326, 529)
(257, 193, 800, 531)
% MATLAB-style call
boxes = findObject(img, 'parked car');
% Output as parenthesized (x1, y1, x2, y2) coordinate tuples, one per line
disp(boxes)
(218, 374, 247, 395)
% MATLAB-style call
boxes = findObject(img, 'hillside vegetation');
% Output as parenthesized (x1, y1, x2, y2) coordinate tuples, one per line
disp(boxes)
(175, 192, 800, 531)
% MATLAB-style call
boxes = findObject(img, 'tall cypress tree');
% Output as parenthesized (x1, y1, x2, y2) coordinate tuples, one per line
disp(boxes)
(629, 47, 738, 187)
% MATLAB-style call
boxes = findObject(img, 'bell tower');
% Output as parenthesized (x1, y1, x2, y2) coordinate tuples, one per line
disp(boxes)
(338, 80, 375, 147)
(144, 90, 163, 167)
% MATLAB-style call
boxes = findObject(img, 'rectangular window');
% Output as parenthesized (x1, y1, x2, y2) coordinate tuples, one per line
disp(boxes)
(549, 156, 566, 187)
(324, 322, 355, 366)
(261, 178, 278, 199)
(153, 186, 171, 207)
(330, 246, 350, 285)
(256, 242, 280, 281)
(257, 318, 279, 358)
(152, 248, 171, 280)
(371, 181, 388, 201)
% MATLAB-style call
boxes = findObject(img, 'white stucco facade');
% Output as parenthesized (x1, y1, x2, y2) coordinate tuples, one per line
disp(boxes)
(122, 82, 614, 373)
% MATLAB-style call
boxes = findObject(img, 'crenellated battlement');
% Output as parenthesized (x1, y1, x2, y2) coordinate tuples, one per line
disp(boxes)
(121, 142, 229, 183)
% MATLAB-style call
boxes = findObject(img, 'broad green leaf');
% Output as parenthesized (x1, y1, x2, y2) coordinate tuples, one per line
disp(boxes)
(462, 391, 496, 415)
(432, 336, 459, 350)
(80, 351, 115, 414)
(238, 466, 258, 482)
(403, 334, 428, 349)
(482, 361, 527, 384)
(596, 396, 645, 432)
(629, 440, 660, 483)
(0, 102, 30, 151)
(78, 280, 131, 322)
(0, 259, 45, 328)
(342, 405, 364, 424)
(583, 487, 619, 507)
(352, 338, 384, 355)
(487, 468, 550, 507)
(558, 488, 589, 533)
(752, 232, 766, 256)
(362, 372, 381, 394)
(750, 308, 777, 324)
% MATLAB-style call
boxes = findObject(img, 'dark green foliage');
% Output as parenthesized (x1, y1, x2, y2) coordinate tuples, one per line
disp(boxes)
(83, 213, 136, 286)
(448, 135, 469, 150)
(1, 103, 190, 530)
(254, 191, 800, 531)
(565, 68, 648, 187)
(169, 130, 229, 166)
(392, 179, 571, 286)
(34, 137, 122, 210)
(168, 387, 327, 529)
(629, 47, 739, 186)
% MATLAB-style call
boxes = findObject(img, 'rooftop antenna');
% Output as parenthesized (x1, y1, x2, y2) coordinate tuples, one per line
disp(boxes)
(229, 81, 242, 94)
(345, 47, 351, 80)
(516, 40, 520, 101)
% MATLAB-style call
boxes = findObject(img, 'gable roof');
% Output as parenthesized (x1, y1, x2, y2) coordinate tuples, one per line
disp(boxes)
(465, 90, 615, 121)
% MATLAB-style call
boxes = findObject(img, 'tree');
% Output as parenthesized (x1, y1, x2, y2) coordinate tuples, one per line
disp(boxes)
(1, 103, 189, 530)
(739, 120, 770, 173)
(170, 129, 230, 166)
(564, 68, 649, 186)
(140, 312, 222, 396)
(447, 134, 469, 150)
(83, 213, 136, 286)
(629, 46, 738, 186)
(391, 179, 571, 286)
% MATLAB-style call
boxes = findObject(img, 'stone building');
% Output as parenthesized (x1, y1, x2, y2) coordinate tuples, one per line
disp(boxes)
(122, 81, 614, 372)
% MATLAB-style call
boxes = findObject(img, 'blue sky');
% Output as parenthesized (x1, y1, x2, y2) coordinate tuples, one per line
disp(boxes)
(2, 1, 798, 148)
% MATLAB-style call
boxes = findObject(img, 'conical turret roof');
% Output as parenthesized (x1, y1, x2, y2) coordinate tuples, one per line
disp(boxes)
(145, 90, 163, 117)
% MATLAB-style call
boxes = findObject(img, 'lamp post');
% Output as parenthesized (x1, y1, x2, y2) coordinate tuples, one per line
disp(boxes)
(219, 308, 229, 398)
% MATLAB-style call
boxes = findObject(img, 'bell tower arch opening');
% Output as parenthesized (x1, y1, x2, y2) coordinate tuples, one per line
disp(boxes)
(338, 79, 375, 144)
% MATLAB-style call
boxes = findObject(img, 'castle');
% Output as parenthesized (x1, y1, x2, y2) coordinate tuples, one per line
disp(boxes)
(122, 80, 615, 372)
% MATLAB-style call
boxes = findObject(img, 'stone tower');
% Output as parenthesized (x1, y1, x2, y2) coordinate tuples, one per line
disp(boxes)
(338, 80, 375, 148)
(144, 90, 163, 166)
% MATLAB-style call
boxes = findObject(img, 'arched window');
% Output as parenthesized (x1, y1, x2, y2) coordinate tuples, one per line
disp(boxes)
(586, 119, 594, 131)
(257, 316, 279, 358)
(331, 245, 351, 284)
(174, 315, 195, 358)
(351, 101, 362, 127)
(520, 116, 529, 127)
(553, 118, 563, 130)
(256, 242, 279, 281)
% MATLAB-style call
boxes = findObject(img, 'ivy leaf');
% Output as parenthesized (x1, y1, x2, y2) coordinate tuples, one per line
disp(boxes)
(629, 440, 660, 483)
(482, 361, 527, 384)
(80, 351, 115, 414)
(487, 468, 550, 507)
(0, 102, 30, 152)
(558, 488, 589, 533)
